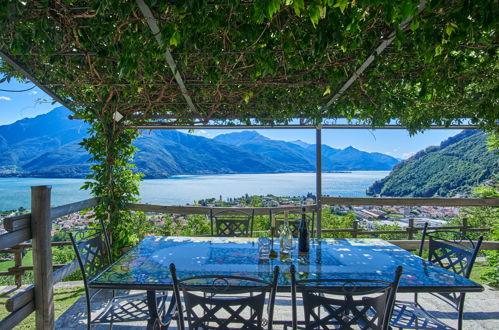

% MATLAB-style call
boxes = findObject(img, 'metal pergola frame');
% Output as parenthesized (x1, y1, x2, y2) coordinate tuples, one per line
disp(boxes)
(0, 0, 484, 239)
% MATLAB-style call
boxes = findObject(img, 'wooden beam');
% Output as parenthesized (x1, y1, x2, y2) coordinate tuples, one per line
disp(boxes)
(323, 0, 427, 109)
(3, 214, 31, 232)
(136, 0, 198, 114)
(8, 264, 66, 273)
(13, 241, 72, 248)
(0, 228, 31, 250)
(6, 260, 80, 315)
(31, 186, 54, 330)
(389, 240, 499, 251)
(52, 260, 80, 284)
(6, 286, 34, 313)
(50, 198, 99, 220)
(0, 301, 35, 329)
(0, 270, 23, 276)
(128, 203, 316, 216)
(321, 196, 499, 207)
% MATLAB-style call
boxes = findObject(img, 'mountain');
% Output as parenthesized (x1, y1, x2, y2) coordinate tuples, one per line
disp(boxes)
(366, 130, 498, 197)
(0, 107, 90, 177)
(214, 132, 399, 172)
(0, 108, 400, 178)
(133, 130, 280, 177)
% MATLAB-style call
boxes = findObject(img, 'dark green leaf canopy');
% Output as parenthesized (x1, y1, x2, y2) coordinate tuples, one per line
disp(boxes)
(0, 0, 497, 132)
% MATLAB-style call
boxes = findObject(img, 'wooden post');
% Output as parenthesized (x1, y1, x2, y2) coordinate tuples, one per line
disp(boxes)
(14, 247, 23, 287)
(352, 220, 358, 238)
(31, 186, 54, 330)
(408, 218, 415, 240)
(315, 126, 322, 238)
(461, 217, 468, 236)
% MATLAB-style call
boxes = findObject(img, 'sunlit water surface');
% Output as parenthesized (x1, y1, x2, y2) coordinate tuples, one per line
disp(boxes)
(0, 171, 388, 210)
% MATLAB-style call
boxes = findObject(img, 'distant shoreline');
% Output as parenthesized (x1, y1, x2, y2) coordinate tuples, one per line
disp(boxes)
(0, 169, 386, 180)
(0, 171, 390, 211)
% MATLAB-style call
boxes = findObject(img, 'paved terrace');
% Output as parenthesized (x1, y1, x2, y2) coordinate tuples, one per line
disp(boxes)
(11, 281, 493, 329)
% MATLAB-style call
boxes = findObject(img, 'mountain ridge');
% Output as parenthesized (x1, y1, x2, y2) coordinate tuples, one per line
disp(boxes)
(366, 130, 497, 197)
(0, 107, 400, 178)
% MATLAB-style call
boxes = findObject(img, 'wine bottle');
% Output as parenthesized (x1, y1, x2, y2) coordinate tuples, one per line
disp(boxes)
(298, 207, 309, 254)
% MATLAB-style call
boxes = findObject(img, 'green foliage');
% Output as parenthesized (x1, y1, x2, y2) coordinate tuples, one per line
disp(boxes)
(0, 1, 497, 132)
(368, 131, 498, 197)
(52, 245, 82, 282)
(321, 209, 355, 238)
(367, 222, 407, 241)
(178, 215, 212, 236)
(483, 222, 499, 286)
(460, 133, 498, 286)
(79, 112, 143, 255)
(0, 0, 496, 269)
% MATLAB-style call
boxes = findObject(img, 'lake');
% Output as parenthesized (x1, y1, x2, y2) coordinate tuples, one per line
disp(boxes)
(0, 171, 389, 210)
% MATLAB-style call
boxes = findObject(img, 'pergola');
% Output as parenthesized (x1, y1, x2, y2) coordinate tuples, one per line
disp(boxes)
(1, 0, 497, 128)
(1, 0, 497, 248)
(0, 1, 498, 328)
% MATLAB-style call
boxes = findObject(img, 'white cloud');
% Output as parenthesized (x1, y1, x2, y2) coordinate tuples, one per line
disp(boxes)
(401, 152, 416, 159)
(29, 90, 38, 95)
(189, 130, 220, 138)
(192, 130, 207, 136)
(0, 96, 12, 101)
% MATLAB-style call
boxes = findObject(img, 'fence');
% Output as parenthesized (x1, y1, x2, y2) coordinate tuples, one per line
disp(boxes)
(0, 186, 98, 329)
(0, 241, 72, 287)
(128, 200, 499, 251)
(1, 189, 498, 329)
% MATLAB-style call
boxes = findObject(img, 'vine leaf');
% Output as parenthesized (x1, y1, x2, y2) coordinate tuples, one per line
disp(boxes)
(333, 0, 349, 13)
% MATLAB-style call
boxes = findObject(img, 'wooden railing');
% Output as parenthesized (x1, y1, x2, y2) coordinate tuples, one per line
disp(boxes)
(0, 241, 73, 287)
(0, 187, 98, 330)
(1, 193, 498, 329)
(321, 196, 499, 207)
(322, 217, 490, 238)
(128, 203, 317, 215)
(128, 199, 499, 251)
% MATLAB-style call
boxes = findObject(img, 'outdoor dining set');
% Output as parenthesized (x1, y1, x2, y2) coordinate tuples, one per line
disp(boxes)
(69, 211, 484, 330)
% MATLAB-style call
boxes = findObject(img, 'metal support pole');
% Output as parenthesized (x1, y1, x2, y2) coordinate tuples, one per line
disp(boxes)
(31, 185, 54, 330)
(315, 126, 322, 238)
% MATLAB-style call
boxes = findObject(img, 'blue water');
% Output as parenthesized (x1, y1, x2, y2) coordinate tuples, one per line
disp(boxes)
(0, 171, 388, 210)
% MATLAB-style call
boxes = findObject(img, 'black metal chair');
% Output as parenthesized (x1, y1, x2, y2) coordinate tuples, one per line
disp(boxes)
(210, 209, 255, 237)
(170, 263, 279, 329)
(272, 209, 315, 238)
(291, 265, 403, 330)
(70, 229, 170, 329)
(390, 223, 483, 330)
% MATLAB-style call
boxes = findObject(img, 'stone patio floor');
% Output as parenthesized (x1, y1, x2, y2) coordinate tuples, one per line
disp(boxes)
(50, 281, 499, 330)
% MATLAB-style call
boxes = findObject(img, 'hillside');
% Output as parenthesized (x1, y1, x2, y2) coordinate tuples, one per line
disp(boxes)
(214, 131, 399, 172)
(0, 107, 90, 177)
(366, 130, 498, 197)
(0, 107, 399, 178)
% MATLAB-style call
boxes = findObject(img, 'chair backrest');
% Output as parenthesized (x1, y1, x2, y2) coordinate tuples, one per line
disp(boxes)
(272, 209, 315, 238)
(211, 209, 254, 237)
(421, 224, 483, 278)
(69, 229, 109, 287)
(291, 265, 403, 330)
(170, 263, 279, 330)
(418, 223, 483, 310)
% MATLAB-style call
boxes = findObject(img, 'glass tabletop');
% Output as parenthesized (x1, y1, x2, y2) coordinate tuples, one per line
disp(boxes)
(90, 236, 483, 293)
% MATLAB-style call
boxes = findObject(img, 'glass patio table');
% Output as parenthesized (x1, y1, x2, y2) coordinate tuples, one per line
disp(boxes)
(89, 236, 483, 327)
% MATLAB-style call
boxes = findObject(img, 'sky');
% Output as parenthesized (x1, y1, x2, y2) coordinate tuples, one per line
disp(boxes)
(0, 77, 460, 159)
